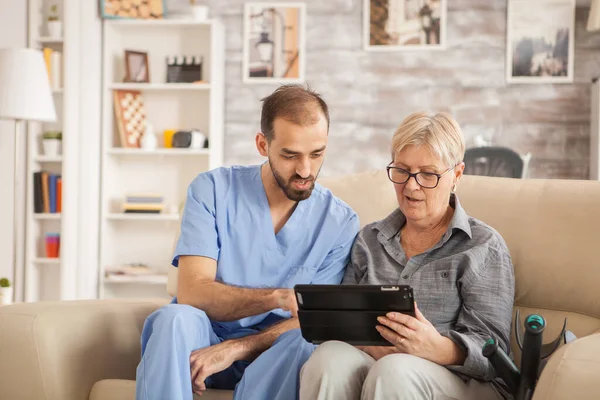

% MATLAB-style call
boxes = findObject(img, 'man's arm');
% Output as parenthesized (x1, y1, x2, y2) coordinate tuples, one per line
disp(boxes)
(191, 213, 359, 393)
(190, 318, 300, 393)
(230, 318, 300, 361)
(177, 255, 297, 321)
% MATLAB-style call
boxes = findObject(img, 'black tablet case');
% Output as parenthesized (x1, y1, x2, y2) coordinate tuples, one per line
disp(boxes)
(295, 285, 415, 345)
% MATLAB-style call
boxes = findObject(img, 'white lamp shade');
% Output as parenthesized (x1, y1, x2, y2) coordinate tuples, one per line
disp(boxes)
(0, 48, 57, 122)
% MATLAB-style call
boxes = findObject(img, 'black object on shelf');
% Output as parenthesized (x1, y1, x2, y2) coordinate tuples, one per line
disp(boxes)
(172, 130, 208, 149)
(482, 310, 575, 400)
(166, 55, 203, 83)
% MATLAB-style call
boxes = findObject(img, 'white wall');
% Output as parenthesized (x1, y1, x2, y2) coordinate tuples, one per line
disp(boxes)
(0, 0, 28, 297)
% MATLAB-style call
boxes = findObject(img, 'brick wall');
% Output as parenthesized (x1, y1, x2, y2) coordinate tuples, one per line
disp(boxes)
(169, 0, 600, 179)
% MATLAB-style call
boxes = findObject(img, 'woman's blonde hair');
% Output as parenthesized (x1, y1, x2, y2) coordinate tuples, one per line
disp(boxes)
(390, 112, 465, 168)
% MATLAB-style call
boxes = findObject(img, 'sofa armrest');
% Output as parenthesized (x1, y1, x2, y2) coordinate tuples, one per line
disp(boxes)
(533, 332, 600, 400)
(0, 299, 167, 400)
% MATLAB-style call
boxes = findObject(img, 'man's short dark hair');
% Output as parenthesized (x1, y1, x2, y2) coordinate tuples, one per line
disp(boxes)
(260, 84, 330, 143)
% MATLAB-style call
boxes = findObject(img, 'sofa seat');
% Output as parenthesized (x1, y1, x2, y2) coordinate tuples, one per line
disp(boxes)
(90, 379, 233, 400)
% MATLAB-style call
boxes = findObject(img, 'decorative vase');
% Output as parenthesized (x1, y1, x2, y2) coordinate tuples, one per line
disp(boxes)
(47, 20, 62, 38)
(0, 287, 13, 306)
(141, 122, 157, 150)
(42, 138, 62, 157)
(190, 5, 209, 21)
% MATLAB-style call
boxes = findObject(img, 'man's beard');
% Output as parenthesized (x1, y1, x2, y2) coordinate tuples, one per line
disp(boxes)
(269, 158, 318, 202)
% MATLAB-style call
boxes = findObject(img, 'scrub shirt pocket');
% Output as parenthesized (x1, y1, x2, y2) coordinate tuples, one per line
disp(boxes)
(283, 265, 318, 288)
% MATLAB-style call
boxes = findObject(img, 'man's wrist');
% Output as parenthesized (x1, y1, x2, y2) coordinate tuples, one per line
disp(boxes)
(268, 289, 282, 310)
(270, 288, 293, 311)
(225, 336, 253, 362)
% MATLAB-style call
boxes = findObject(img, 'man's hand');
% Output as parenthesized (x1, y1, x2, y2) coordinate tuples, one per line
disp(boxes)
(189, 317, 300, 395)
(376, 302, 466, 366)
(190, 341, 240, 396)
(273, 289, 298, 317)
(356, 345, 397, 361)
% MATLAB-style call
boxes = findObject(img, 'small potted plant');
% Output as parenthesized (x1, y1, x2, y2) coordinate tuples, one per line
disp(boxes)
(42, 131, 62, 157)
(0, 277, 12, 306)
(190, 0, 209, 21)
(47, 4, 62, 38)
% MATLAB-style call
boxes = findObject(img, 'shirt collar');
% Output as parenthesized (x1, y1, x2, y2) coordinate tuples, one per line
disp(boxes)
(374, 193, 472, 240)
(449, 194, 472, 239)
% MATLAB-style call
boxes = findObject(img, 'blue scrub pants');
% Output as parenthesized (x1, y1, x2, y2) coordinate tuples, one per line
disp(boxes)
(135, 303, 315, 400)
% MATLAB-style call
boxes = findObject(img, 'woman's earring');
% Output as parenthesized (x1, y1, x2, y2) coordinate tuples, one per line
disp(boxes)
(452, 183, 458, 193)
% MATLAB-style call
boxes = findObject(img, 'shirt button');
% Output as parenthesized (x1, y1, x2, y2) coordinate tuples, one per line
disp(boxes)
(402, 275, 409, 279)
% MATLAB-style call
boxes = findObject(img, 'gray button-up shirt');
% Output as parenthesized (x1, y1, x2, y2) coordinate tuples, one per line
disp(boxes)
(343, 194, 515, 396)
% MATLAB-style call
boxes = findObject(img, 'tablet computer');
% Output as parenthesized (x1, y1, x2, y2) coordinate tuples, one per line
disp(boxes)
(294, 284, 415, 345)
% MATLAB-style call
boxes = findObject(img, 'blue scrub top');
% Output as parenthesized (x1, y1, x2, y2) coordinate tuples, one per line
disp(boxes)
(173, 164, 359, 328)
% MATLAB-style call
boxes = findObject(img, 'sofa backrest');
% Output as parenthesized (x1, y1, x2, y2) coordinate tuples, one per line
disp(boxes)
(168, 170, 600, 358)
(457, 173, 600, 360)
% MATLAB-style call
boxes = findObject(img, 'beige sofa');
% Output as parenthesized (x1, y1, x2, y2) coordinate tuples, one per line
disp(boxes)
(2, 171, 600, 400)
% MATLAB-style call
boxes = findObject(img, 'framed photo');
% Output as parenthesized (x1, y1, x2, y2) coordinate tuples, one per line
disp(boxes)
(364, 0, 447, 51)
(124, 50, 150, 83)
(100, 0, 167, 19)
(506, 0, 575, 84)
(243, 2, 306, 84)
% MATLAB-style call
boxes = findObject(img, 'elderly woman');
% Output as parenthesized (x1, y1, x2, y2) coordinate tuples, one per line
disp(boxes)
(299, 112, 515, 400)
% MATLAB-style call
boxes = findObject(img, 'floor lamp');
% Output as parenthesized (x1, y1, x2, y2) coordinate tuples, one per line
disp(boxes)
(0, 48, 57, 303)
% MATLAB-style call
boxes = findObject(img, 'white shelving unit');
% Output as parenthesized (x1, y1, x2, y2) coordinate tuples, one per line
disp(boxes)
(107, 148, 210, 156)
(33, 213, 62, 220)
(108, 82, 211, 91)
(25, 0, 80, 302)
(34, 155, 63, 163)
(33, 258, 61, 265)
(99, 18, 225, 300)
(37, 36, 64, 44)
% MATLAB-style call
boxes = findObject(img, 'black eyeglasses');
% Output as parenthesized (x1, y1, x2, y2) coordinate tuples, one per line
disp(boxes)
(386, 164, 455, 189)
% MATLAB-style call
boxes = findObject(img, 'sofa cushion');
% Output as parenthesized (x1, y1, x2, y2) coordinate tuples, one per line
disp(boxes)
(89, 379, 234, 400)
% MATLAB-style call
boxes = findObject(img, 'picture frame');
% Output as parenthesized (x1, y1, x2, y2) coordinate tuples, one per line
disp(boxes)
(124, 50, 150, 83)
(506, 0, 575, 84)
(243, 2, 306, 84)
(363, 0, 447, 51)
(99, 0, 167, 20)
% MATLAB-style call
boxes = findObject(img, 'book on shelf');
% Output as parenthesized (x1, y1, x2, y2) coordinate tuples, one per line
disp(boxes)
(43, 47, 62, 90)
(125, 194, 164, 203)
(105, 264, 167, 284)
(122, 204, 165, 213)
(105, 274, 168, 284)
(34, 171, 62, 214)
(122, 192, 164, 213)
